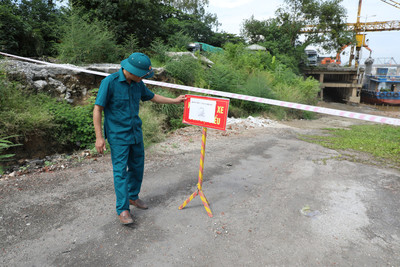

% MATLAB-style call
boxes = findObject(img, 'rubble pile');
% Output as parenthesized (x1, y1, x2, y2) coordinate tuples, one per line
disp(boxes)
(227, 116, 278, 129)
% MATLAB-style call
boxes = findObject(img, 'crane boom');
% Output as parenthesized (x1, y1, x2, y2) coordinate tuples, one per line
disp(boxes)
(380, 0, 400, 9)
(347, 20, 400, 32)
(301, 20, 400, 33)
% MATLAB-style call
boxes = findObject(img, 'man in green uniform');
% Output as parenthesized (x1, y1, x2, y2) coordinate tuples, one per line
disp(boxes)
(93, 52, 185, 224)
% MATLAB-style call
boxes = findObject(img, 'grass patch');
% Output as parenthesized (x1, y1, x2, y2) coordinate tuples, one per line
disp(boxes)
(140, 104, 166, 148)
(300, 124, 400, 169)
(149, 87, 187, 131)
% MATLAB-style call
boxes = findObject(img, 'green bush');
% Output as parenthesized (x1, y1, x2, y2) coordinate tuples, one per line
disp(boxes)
(205, 44, 320, 119)
(150, 87, 186, 130)
(140, 104, 166, 148)
(205, 63, 244, 93)
(0, 76, 55, 139)
(57, 9, 120, 64)
(236, 72, 276, 113)
(44, 98, 95, 148)
(150, 37, 170, 64)
(0, 70, 97, 151)
(215, 43, 274, 73)
(268, 66, 320, 119)
(165, 55, 204, 86)
(167, 31, 193, 51)
(274, 54, 300, 74)
(120, 34, 139, 59)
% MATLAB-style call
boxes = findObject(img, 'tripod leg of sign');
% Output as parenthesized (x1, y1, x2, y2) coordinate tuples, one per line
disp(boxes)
(198, 190, 212, 216)
(179, 190, 198, 209)
(179, 127, 213, 217)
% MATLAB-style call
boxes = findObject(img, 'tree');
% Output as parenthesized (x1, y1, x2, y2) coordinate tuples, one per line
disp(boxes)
(167, 31, 193, 50)
(275, 0, 352, 51)
(164, 0, 209, 14)
(70, 0, 219, 48)
(0, 1, 26, 55)
(241, 15, 304, 71)
(242, 0, 353, 61)
(57, 8, 120, 64)
(0, 0, 62, 57)
(209, 32, 245, 47)
(163, 8, 218, 44)
(70, 0, 165, 47)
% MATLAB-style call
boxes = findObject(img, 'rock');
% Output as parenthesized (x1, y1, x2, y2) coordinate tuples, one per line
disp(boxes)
(48, 77, 67, 94)
(33, 80, 48, 91)
(1, 57, 190, 104)
(28, 159, 45, 167)
(33, 69, 51, 80)
(65, 91, 74, 103)
(56, 85, 67, 94)
(153, 68, 168, 81)
(1, 59, 105, 103)
(86, 64, 119, 74)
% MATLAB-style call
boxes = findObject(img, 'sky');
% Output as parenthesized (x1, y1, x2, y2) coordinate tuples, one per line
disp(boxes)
(206, 0, 400, 65)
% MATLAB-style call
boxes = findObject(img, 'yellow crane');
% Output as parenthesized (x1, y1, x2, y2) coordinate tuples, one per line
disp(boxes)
(301, 0, 400, 66)
(380, 0, 400, 9)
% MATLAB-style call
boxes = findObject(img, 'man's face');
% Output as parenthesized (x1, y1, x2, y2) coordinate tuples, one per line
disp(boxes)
(123, 69, 142, 83)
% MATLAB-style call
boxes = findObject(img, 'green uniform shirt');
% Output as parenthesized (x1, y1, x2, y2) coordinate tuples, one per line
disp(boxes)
(95, 68, 155, 145)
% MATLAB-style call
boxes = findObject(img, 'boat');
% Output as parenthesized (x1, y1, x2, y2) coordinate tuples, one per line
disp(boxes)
(361, 67, 400, 105)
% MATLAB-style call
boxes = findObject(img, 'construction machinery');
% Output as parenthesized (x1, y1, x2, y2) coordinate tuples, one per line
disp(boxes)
(319, 43, 372, 65)
(305, 49, 318, 66)
(301, 0, 400, 66)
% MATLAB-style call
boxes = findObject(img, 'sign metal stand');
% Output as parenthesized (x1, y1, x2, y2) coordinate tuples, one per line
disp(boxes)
(178, 95, 230, 217)
(179, 127, 212, 217)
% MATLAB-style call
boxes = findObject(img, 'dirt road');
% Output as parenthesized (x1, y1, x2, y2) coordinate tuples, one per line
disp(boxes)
(1, 112, 400, 266)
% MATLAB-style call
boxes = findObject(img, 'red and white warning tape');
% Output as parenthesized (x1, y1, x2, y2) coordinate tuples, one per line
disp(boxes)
(144, 80, 400, 126)
(1, 51, 399, 126)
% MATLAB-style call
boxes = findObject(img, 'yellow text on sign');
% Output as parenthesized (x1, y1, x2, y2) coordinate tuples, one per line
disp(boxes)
(217, 106, 224, 114)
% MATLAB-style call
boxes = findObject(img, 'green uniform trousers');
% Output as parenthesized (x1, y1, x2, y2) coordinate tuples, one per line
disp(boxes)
(110, 142, 144, 215)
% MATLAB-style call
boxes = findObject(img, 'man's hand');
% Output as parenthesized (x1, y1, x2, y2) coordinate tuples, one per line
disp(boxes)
(174, 95, 186, 104)
(95, 138, 106, 154)
(93, 105, 105, 154)
(151, 94, 186, 104)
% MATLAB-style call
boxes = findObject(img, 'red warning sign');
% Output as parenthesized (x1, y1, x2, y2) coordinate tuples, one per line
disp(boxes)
(182, 95, 230, 131)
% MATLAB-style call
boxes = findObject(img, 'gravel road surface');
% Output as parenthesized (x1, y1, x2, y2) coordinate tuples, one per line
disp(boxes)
(1, 113, 399, 266)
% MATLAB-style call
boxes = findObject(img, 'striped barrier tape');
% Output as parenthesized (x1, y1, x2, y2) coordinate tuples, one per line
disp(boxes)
(1, 51, 399, 126)
(145, 79, 400, 126)
(0, 51, 108, 77)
